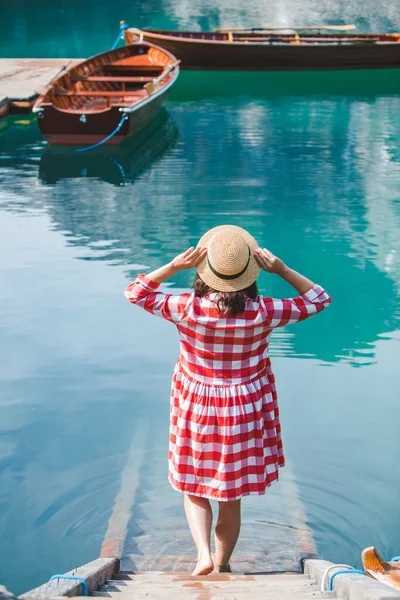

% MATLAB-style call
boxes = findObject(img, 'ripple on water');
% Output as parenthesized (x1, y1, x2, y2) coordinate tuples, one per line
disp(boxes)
(32, 453, 129, 547)
(293, 451, 393, 566)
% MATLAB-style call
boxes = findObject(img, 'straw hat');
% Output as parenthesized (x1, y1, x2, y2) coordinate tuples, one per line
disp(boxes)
(197, 225, 260, 292)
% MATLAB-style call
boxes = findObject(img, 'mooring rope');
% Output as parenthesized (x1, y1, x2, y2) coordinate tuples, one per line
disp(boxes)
(74, 113, 128, 152)
(111, 21, 130, 50)
(320, 564, 366, 592)
(1, 113, 129, 158)
(328, 569, 366, 591)
(48, 574, 88, 596)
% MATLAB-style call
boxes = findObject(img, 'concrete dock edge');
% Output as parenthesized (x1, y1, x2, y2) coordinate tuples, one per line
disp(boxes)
(304, 559, 400, 600)
(21, 557, 119, 598)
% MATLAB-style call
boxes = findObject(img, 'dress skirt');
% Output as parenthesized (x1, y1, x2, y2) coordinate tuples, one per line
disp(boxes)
(125, 274, 331, 501)
(168, 361, 285, 501)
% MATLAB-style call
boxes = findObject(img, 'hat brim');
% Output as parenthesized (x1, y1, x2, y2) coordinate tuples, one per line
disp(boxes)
(196, 225, 260, 292)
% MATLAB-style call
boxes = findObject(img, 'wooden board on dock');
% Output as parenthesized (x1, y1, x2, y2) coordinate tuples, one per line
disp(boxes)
(0, 59, 82, 113)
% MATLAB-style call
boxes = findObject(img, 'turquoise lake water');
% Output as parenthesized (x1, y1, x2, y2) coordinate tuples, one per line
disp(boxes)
(1, 0, 400, 594)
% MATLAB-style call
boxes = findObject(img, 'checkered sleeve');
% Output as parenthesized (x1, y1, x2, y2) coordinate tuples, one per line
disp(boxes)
(124, 274, 189, 324)
(263, 284, 331, 327)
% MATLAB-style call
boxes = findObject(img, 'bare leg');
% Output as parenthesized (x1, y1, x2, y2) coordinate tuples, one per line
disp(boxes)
(184, 494, 214, 575)
(214, 499, 241, 571)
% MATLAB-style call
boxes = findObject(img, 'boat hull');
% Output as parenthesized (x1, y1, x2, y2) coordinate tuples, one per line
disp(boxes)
(36, 85, 170, 146)
(129, 31, 400, 70)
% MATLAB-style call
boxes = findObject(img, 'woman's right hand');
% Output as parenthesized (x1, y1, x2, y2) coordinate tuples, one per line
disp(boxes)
(171, 246, 207, 271)
(254, 248, 287, 276)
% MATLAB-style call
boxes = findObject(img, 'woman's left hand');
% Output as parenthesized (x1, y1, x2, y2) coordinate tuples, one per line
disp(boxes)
(171, 247, 207, 271)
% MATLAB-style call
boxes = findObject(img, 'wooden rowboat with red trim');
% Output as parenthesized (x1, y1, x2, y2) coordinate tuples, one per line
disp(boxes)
(33, 42, 179, 145)
(124, 26, 400, 71)
(362, 547, 400, 591)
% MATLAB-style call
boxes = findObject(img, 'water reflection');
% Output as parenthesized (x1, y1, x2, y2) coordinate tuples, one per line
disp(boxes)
(38, 111, 179, 187)
(0, 93, 399, 365)
(170, 69, 400, 102)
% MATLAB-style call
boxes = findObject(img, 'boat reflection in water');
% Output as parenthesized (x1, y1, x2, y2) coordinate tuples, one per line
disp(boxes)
(38, 109, 179, 186)
(169, 67, 400, 101)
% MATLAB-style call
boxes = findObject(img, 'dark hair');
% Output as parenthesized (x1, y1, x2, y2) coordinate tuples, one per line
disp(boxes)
(193, 274, 259, 317)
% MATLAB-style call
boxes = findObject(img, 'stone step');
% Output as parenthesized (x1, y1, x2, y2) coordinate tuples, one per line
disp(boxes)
(106, 571, 309, 580)
(93, 571, 327, 599)
(94, 592, 328, 600)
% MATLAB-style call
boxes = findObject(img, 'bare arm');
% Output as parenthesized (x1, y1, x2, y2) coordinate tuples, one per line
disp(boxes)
(146, 246, 207, 283)
(124, 246, 207, 323)
(254, 248, 314, 294)
(254, 247, 331, 327)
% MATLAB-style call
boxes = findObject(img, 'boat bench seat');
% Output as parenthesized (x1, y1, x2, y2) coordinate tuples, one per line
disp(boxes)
(55, 91, 148, 97)
(85, 76, 155, 82)
(108, 64, 163, 72)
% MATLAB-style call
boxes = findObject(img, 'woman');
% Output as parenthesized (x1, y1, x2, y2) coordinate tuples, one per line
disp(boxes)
(125, 225, 331, 575)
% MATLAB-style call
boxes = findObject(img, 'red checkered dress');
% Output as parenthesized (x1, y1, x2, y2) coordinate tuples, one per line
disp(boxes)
(125, 274, 331, 501)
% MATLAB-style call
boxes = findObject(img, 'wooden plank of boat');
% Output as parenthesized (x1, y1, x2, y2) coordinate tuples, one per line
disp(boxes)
(362, 546, 400, 591)
(124, 27, 400, 71)
(33, 43, 179, 146)
(55, 91, 149, 97)
(215, 24, 358, 32)
(85, 76, 155, 82)
(233, 36, 381, 43)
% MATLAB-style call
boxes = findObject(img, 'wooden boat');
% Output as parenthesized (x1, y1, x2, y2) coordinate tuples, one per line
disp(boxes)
(124, 25, 400, 71)
(362, 547, 400, 591)
(33, 42, 179, 145)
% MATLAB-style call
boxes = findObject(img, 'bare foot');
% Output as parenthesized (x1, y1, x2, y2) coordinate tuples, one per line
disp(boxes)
(215, 564, 232, 573)
(192, 556, 214, 576)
